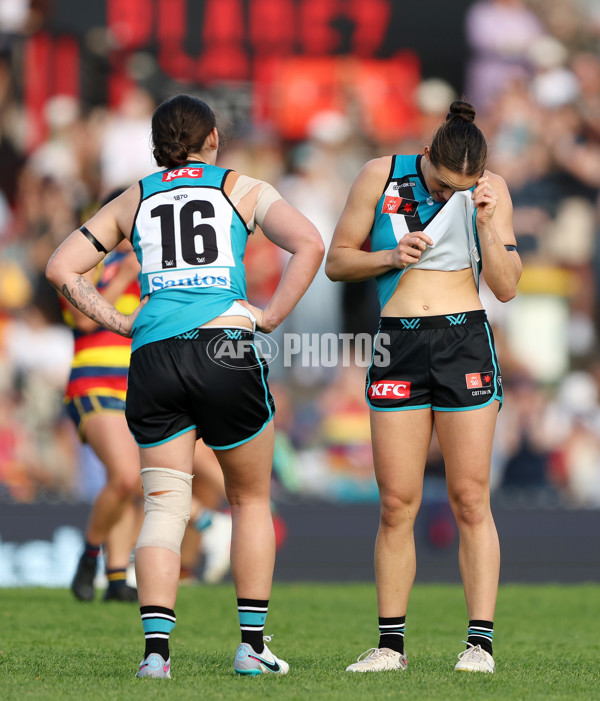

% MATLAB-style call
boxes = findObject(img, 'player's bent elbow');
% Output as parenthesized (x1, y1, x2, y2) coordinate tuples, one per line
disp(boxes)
(301, 236, 325, 278)
(296, 226, 325, 265)
(495, 287, 517, 303)
(324, 257, 341, 282)
(45, 254, 63, 291)
(325, 247, 350, 281)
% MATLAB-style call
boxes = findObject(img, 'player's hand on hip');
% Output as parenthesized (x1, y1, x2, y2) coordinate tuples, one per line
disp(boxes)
(235, 299, 271, 333)
(122, 296, 148, 336)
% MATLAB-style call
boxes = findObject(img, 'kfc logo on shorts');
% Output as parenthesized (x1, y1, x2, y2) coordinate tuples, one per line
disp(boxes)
(162, 167, 204, 181)
(465, 372, 493, 389)
(382, 196, 419, 217)
(369, 380, 411, 399)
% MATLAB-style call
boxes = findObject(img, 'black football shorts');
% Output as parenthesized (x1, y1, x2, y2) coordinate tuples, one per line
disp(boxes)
(366, 310, 502, 412)
(126, 328, 275, 449)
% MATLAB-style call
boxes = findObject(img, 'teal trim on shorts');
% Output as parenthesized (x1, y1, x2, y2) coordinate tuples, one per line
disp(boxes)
(206, 416, 274, 451)
(136, 425, 196, 448)
(253, 341, 273, 422)
(432, 396, 502, 412)
(430, 320, 504, 412)
(204, 344, 274, 450)
(367, 318, 503, 413)
(484, 320, 501, 395)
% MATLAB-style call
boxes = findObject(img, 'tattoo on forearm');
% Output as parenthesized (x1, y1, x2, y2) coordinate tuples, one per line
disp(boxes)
(61, 276, 127, 335)
(61, 282, 97, 322)
(481, 228, 497, 247)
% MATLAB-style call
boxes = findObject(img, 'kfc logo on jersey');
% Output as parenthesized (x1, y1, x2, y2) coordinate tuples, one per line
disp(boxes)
(369, 380, 411, 399)
(162, 167, 204, 182)
(465, 372, 493, 389)
(383, 196, 419, 217)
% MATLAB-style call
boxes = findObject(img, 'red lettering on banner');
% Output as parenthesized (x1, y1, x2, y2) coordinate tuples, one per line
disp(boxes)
(368, 381, 411, 399)
(24, 32, 52, 151)
(203, 0, 244, 43)
(348, 0, 390, 55)
(156, 0, 197, 82)
(201, 0, 249, 80)
(157, 0, 186, 42)
(249, 0, 296, 55)
(107, 0, 153, 49)
(54, 36, 79, 98)
(160, 45, 198, 83)
(103, 0, 393, 86)
(194, 0, 249, 84)
(162, 168, 204, 181)
(197, 45, 250, 82)
(300, 0, 342, 53)
(299, 0, 388, 55)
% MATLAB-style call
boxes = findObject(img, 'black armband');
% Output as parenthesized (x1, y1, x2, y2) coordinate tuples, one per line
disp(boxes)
(504, 244, 517, 251)
(80, 226, 108, 254)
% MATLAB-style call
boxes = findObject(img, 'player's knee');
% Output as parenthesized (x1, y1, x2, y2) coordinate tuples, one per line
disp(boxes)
(449, 488, 489, 528)
(108, 472, 141, 500)
(379, 490, 420, 528)
(136, 467, 193, 555)
(225, 484, 269, 509)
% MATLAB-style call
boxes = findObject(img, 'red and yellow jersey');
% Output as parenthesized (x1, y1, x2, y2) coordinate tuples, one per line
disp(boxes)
(61, 250, 140, 401)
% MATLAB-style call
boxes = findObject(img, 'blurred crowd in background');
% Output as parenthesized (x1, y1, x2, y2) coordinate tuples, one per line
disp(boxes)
(1, 0, 600, 510)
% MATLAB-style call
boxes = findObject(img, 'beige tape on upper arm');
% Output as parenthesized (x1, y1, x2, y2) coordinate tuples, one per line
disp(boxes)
(229, 175, 283, 231)
(254, 182, 283, 229)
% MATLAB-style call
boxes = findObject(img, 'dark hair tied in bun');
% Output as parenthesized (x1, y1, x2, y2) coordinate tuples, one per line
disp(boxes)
(446, 99, 476, 123)
(430, 99, 487, 176)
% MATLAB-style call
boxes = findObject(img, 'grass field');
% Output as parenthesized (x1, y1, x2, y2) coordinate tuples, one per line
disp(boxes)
(2, 582, 599, 700)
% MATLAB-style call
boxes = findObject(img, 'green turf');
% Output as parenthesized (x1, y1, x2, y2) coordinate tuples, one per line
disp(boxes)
(1, 583, 598, 700)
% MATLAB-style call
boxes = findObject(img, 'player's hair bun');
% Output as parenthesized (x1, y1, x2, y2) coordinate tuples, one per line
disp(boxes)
(446, 100, 476, 123)
(154, 141, 189, 167)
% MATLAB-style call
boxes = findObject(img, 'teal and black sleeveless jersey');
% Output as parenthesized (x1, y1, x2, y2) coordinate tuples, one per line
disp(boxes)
(130, 163, 250, 351)
(370, 154, 479, 310)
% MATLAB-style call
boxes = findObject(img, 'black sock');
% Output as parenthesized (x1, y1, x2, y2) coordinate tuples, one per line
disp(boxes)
(140, 606, 176, 660)
(83, 541, 101, 559)
(238, 598, 269, 654)
(106, 567, 127, 591)
(378, 616, 406, 654)
(467, 619, 493, 656)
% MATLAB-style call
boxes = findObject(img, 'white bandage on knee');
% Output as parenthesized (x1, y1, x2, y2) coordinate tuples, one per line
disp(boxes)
(136, 467, 193, 555)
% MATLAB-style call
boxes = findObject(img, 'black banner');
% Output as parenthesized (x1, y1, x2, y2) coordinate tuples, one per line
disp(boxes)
(46, 0, 472, 94)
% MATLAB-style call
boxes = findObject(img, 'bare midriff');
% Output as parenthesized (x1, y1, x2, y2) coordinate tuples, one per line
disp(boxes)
(201, 315, 254, 330)
(381, 268, 482, 317)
